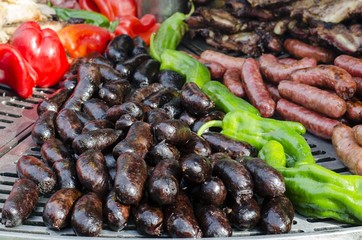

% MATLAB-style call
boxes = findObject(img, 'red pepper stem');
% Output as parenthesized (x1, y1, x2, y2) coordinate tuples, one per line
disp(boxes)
(197, 120, 223, 136)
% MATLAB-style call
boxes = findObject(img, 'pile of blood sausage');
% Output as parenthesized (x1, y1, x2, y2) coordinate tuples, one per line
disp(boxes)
(197, 38, 362, 174)
(1, 35, 294, 237)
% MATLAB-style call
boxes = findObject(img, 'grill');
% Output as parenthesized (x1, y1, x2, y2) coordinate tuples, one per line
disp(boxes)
(1, 41, 362, 239)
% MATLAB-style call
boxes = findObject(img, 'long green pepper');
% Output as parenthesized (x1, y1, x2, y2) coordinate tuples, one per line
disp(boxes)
(150, 2, 194, 62)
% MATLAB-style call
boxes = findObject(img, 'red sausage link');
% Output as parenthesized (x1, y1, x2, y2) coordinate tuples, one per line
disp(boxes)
(241, 58, 275, 117)
(277, 58, 298, 65)
(200, 50, 246, 70)
(334, 55, 362, 78)
(259, 54, 317, 84)
(278, 80, 347, 119)
(284, 39, 335, 63)
(222, 68, 245, 98)
(265, 83, 281, 102)
(345, 98, 362, 123)
(290, 65, 356, 100)
(276, 99, 340, 140)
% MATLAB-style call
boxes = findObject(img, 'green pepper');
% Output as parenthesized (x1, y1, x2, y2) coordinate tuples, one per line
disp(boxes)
(197, 110, 314, 167)
(160, 49, 210, 88)
(202, 81, 260, 116)
(258, 140, 287, 168)
(278, 163, 362, 224)
(54, 7, 110, 28)
(150, 2, 194, 62)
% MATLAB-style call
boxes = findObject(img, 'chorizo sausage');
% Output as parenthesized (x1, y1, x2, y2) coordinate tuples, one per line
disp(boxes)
(222, 68, 245, 98)
(200, 50, 246, 69)
(334, 55, 362, 78)
(290, 65, 356, 100)
(278, 80, 347, 118)
(241, 58, 276, 117)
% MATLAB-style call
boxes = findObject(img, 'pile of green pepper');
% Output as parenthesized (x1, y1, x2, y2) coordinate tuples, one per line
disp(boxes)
(150, 8, 362, 225)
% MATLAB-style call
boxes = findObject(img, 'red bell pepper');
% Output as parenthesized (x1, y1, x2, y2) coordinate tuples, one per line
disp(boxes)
(57, 24, 112, 58)
(0, 44, 38, 98)
(10, 21, 69, 88)
(114, 14, 160, 45)
(79, 0, 137, 21)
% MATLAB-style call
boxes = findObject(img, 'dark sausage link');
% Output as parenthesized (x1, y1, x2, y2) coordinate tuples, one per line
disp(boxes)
(82, 98, 109, 120)
(196, 205, 232, 237)
(37, 88, 69, 116)
(180, 153, 212, 184)
(146, 141, 180, 166)
(71, 192, 103, 236)
(98, 79, 132, 106)
(43, 188, 82, 230)
(181, 82, 214, 117)
(153, 119, 192, 145)
(104, 190, 130, 231)
(41, 138, 73, 166)
(56, 109, 83, 144)
(227, 198, 260, 229)
(32, 110, 57, 145)
(1, 179, 39, 227)
(16, 155, 57, 194)
(135, 202, 164, 236)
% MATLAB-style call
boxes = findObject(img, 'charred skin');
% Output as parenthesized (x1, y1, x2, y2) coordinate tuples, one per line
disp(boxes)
(158, 70, 186, 90)
(126, 83, 164, 103)
(1, 179, 39, 227)
(16, 155, 57, 195)
(227, 198, 261, 229)
(82, 119, 114, 133)
(37, 88, 69, 116)
(105, 102, 144, 123)
(71, 192, 103, 237)
(82, 98, 109, 120)
(114, 152, 147, 205)
(143, 87, 179, 109)
(98, 79, 132, 106)
(76, 150, 111, 197)
(43, 188, 82, 230)
(41, 138, 73, 166)
(56, 108, 84, 144)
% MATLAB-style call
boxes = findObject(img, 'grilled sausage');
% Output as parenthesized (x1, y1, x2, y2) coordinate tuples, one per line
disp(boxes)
(56, 108, 83, 144)
(181, 132, 212, 157)
(244, 157, 285, 198)
(32, 110, 57, 145)
(126, 83, 164, 103)
(180, 153, 212, 184)
(153, 119, 192, 145)
(41, 138, 73, 166)
(115, 54, 150, 79)
(37, 88, 69, 116)
(143, 87, 179, 109)
(334, 55, 362, 78)
(197, 176, 226, 206)
(16, 155, 57, 194)
(223, 68, 245, 98)
(1, 179, 39, 227)
(354, 125, 362, 147)
(164, 192, 202, 238)
(105, 101, 144, 123)
(259, 54, 317, 83)
(162, 96, 184, 119)
(278, 80, 347, 119)
(115, 114, 137, 130)
(52, 160, 80, 189)
(284, 38, 335, 63)
(82, 119, 114, 133)
(200, 50, 245, 69)
(113, 121, 153, 159)
(227, 198, 260, 229)
(265, 83, 281, 102)
(146, 141, 180, 166)
(352, 77, 362, 97)
(276, 99, 340, 140)
(290, 65, 356, 100)
(82, 98, 109, 120)
(241, 58, 276, 117)
(97, 63, 124, 82)
(62, 63, 101, 111)
(260, 195, 294, 234)
(145, 108, 170, 127)
(114, 152, 147, 205)
(213, 155, 254, 203)
(196, 205, 232, 237)
(104, 34, 133, 63)
(192, 110, 225, 133)
(345, 98, 362, 123)
(332, 124, 362, 175)
(98, 79, 132, 106)
(104, 190, 130, 231)
(180, 82, 214, 116)
(277, 58, 298, 65)
(148, 159, 181, 205)
(202, 131, 257, 159)
(158, 70, 186, 90)
(71, 192, 103, 236)
(132, 59, 160, 88)
(72, 128, 122, 154)
(135, 202, 164, 236)
(76, 150, 111, 196)
(43, 188, 82, 230)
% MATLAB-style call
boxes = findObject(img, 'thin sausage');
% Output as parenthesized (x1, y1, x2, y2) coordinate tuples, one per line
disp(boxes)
(222, 68, 245, 98)
(284, 38, 335, 63)
(290, 65, 356, 100)
(200, 50, 246, 69)
(278, 80, 347, 119)
(332, 124, 362, 175)
(276, 99, 340, 140)
(265, 83, 281, 102)
(259, 54, 317, 83)
(277, 58, 297, 65)
(241, 58, 275, 117)
(334, 55, 362, 78)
